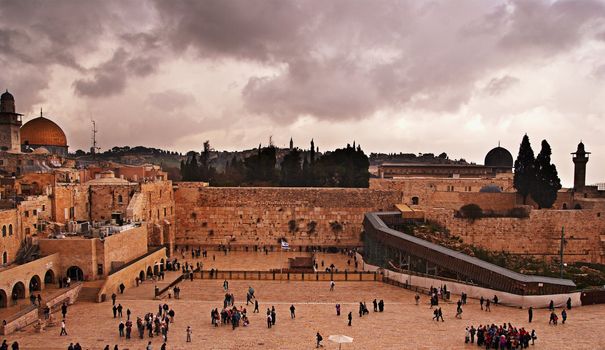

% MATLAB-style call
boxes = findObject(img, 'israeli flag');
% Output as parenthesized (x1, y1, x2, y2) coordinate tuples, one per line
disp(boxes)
(281, 241, 290, 250)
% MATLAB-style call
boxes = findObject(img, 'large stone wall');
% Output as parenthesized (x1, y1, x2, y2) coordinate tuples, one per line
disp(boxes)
(175, 184, 400, 248)
(99, 225, 148, 273)
(426, 208, 605, 264)
(369, 177, 514, 208)
(140, 181, 176, 253)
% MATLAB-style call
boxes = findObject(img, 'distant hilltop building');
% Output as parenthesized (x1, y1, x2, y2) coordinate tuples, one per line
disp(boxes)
(377, 145, 513, 179)
(0, 90, 68, 156)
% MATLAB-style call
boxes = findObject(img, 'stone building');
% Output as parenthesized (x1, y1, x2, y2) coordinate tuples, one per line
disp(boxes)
(378, 146, 513, 179)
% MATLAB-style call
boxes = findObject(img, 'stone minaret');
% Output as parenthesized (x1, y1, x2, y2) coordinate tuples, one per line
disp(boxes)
(572, 141, 590, 190)
(0, 90, 22, 152)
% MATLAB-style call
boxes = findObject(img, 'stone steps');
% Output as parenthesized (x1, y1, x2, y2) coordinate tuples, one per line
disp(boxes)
(77, 281, 104, 302)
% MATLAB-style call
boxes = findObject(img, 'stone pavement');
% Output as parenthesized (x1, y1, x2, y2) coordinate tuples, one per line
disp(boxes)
(173, 250, 354, 272)
(4, 252, 605, 349)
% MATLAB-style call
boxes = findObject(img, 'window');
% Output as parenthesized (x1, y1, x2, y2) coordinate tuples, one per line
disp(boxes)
(1, 226, 5, 237)
(118, 194, 123, 204)
(24, 211, 29, 217)
(0, 160, 3, 165)
(42, 205, 45, 211)
(411, 197, 419, 205)
(33, 209, 37, 216)
(8, 224, 12, 236)
(2, 252, 7, 264)
(163, 208, 167, 217)
(157, 209, 160, 219)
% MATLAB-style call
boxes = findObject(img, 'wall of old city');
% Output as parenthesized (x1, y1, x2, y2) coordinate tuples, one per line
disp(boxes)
(369, 177, 514, 208)
(426, 207, 605, 264)
(139, 181, 175, 251)
(174, 184, 400, 248)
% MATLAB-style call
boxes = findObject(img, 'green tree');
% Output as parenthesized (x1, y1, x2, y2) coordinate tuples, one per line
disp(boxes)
(280, 149, 303, 186)
(513, 134, 536, 204)
(532, 140, 562, 208)
(198, 140, 216, 182)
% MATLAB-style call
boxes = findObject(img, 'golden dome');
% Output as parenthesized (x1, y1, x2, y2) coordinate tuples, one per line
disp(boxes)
(20, 116, 67, 147)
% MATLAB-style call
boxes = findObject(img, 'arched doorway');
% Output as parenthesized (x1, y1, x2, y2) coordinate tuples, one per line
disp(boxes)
(160, 259, 165, 273)
(0, 289, 7, 308)
(11, 282, 26, 303)
(29, 275, 42, 292)
(153, 264, 160, 276)
(146, 266, 153, 278)
(66, 266, 84, 281)
(139, 270, 145, 281)
(44, 269, 55, 285)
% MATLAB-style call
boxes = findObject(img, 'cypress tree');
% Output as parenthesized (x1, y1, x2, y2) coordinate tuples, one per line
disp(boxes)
(532, 140, 562, 208)
(513, 134, 536, 204)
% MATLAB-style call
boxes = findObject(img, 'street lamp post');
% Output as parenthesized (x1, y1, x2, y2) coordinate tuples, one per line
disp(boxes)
(559, 226, 565, 279)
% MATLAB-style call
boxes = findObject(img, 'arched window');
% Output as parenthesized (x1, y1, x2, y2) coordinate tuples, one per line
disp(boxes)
(1, 226, 5, 237)
(2, 252, 7, 264)
(118, 194, 123, 204)
(8, 224, 12, 236)
(411, 197, 419, 205)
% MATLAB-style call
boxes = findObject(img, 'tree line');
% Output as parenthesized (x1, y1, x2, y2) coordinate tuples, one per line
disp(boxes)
(180, 140, 370, 187)
(513, 134, 562, 208)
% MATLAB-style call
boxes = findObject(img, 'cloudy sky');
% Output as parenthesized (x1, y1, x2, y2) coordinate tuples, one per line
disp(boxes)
(1, 0, 605, 186)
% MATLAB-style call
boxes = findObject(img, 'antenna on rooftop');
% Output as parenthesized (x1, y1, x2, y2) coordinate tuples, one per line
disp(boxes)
(91, 120, 100, 157)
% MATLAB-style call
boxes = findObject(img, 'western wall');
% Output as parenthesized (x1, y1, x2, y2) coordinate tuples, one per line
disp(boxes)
(174, 183, 401, 248)
(173, 178, 605, 265)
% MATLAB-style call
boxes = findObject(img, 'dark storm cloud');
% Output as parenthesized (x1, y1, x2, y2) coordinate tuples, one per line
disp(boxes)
(154, 0, 605, 122)
(73, 49, 160, 98)
(0, 0, 163, 103)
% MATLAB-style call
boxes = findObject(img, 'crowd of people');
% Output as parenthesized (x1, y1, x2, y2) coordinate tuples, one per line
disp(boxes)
(465, 323, 536, 349)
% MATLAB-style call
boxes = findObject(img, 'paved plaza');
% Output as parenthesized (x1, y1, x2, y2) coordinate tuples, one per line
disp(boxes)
(5, 253, 605, 349)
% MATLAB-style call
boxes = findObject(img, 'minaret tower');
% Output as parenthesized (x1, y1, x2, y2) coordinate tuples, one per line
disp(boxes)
(572, 141, 590, 190)
(0, 90, 23, 152)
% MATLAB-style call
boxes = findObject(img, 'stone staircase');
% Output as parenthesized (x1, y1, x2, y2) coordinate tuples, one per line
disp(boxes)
(78, 280, 105, 302)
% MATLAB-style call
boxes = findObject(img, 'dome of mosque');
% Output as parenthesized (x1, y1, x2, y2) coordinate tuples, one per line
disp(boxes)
(484, 146, 513, 168)
(20, 116, 67, 147)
